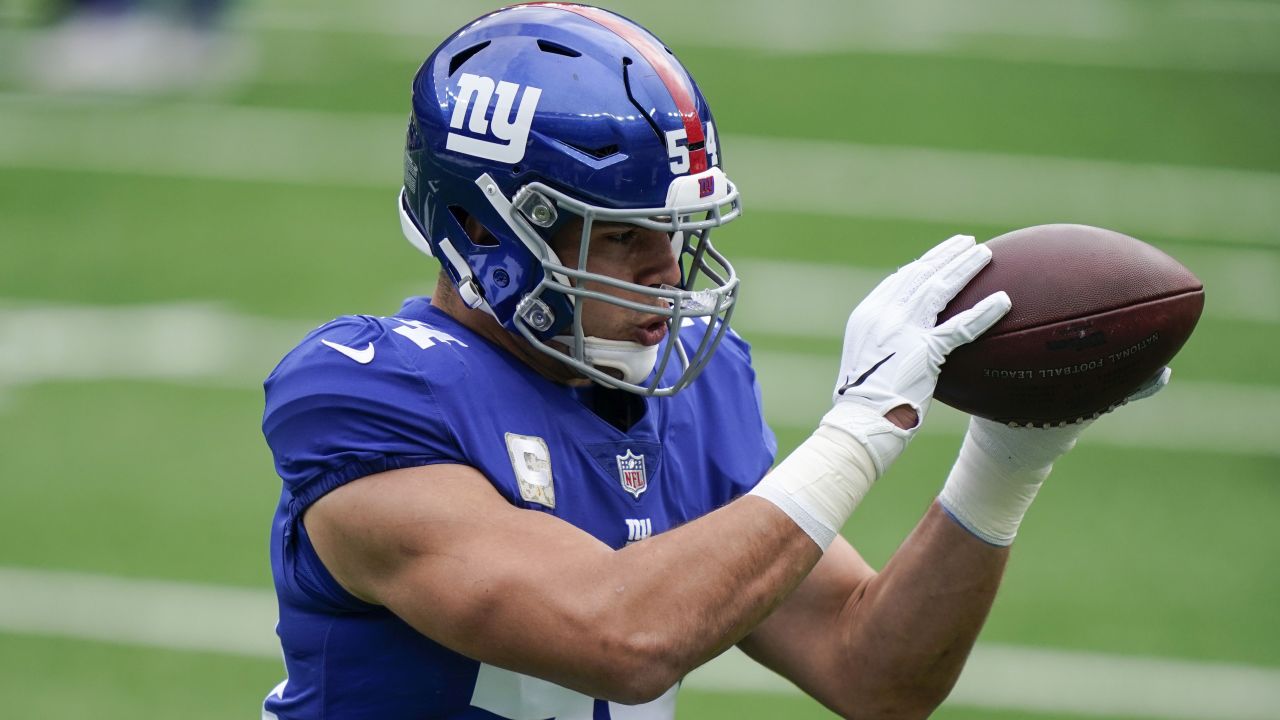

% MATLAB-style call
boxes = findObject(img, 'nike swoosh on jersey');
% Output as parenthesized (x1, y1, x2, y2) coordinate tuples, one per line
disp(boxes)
(837, 352, 895, 395)
(321, 339, 376, 364)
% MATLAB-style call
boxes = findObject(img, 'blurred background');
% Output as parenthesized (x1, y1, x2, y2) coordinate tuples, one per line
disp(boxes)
(1, 0, 1278, 717)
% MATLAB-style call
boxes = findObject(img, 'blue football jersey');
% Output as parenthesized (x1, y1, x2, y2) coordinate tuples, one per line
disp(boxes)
(261, 297, 777, 719)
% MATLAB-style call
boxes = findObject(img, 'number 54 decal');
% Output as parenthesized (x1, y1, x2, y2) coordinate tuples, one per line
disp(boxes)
(665, 122, 718, 174)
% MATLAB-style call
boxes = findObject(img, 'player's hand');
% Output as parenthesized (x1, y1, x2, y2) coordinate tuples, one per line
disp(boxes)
(1123, 365, 1171, 404)
(939, 367, 1171, 545)
(832, 234, 1010, 418)
(820, 234, 1011, 475)
(972, 365, 1172, 472)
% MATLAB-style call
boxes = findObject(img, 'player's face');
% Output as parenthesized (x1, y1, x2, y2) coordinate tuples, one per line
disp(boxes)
(553, 219, 682, 347)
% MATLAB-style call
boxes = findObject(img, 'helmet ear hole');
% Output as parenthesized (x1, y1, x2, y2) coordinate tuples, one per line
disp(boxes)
(451, 207, 501, 247)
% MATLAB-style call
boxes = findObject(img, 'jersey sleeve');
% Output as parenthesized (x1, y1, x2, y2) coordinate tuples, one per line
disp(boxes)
(678, 321, 778, 503)
(723, 329, 779, 496)
(262, 314, 466, 512)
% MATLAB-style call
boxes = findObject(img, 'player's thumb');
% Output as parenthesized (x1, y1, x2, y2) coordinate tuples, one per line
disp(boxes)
(931, 291, 1012, 356)
(1125, 366, 1172, 404)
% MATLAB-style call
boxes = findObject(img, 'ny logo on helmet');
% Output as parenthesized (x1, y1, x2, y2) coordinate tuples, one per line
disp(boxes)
(446, 73, 542, 164)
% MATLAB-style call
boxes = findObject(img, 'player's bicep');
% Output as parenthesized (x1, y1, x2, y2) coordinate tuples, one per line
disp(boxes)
(737, 535, 876, 707)
(303, 463, 615, 667)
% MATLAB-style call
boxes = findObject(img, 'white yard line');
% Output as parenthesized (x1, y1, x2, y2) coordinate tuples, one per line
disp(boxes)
(0, 567, 281, 658)
(232, 0, 1280, 74)
(2, 566, 1279, 719)
(4, 0, 1279, 73)
(0, 301, 301, 390)
(734, 254, 1280, 329)
(0, 300, 1275, 456)
(728, 135, 1280, 250)
(0, 96, 1276, 247)
(751, 350, 1280, 458)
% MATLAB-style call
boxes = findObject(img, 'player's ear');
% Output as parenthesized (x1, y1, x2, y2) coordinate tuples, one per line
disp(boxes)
(461, 212, 492, 245)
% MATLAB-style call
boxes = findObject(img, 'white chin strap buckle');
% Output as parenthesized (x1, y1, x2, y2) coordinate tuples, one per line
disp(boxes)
(555, 335, 660, 385)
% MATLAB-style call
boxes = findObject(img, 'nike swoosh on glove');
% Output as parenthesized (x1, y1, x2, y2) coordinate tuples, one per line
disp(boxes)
(822, 234, 1012, 476)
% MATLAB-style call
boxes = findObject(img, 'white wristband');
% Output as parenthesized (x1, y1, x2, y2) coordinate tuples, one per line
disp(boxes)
(938, 418, 1082, 546)
(749, 421, 881, 550)
(937, 437, 1047, 546)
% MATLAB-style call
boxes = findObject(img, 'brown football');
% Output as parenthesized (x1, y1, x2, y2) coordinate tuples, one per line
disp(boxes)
(935, 224, 1204, 426)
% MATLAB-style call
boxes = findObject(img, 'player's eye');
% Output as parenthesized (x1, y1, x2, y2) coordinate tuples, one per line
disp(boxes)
(602, 229, 639, 244)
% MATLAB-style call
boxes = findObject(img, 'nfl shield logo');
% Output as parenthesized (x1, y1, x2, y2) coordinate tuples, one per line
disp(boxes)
(616, 449, 648, 499)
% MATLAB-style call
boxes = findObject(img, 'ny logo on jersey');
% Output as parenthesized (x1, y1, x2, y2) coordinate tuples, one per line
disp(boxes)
(616, 449, 648, 499)
(625, 518, 653, 544)
(446, 73, 542, 164)
(393, 320, 468, 350)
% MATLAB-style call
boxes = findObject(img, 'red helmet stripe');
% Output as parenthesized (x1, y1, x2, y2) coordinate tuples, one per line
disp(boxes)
(521, 3, 708, 174)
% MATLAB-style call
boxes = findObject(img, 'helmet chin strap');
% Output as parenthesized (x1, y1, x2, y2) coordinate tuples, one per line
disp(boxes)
(553, 335, 660, 386)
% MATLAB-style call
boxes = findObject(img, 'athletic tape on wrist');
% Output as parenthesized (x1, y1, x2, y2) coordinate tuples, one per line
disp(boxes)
(938, 427, 1055, 546)
(818, 402, 911, 476)
(749, 424, 879, 549)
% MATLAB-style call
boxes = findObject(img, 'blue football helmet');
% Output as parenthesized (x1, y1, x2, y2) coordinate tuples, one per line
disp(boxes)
(399, 2, 741, 396)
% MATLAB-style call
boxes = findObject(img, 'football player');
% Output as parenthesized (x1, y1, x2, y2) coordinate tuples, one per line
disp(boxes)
(261, 4, 1164, 718)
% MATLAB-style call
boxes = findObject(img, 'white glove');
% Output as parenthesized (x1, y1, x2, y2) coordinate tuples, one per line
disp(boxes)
(939, 367, 1172, 545)
(821, 234, 1012, 475)
(749, 234, 1011, 549)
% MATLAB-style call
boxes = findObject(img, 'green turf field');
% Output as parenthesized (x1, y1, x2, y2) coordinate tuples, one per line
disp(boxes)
(1, 0, 1278, 717)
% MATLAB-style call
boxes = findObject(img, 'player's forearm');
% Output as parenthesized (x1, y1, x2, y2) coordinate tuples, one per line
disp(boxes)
(581, 495, 824, 698)
(329, 464, 826, 705)
(835, 501, 1006, 716)
(638, 495, 824, 642)
(583, 416, 888, 696)
(429, 489, 824, 704)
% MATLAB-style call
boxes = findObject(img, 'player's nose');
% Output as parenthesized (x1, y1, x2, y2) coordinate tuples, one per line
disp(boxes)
(634, 229, 682, 290)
